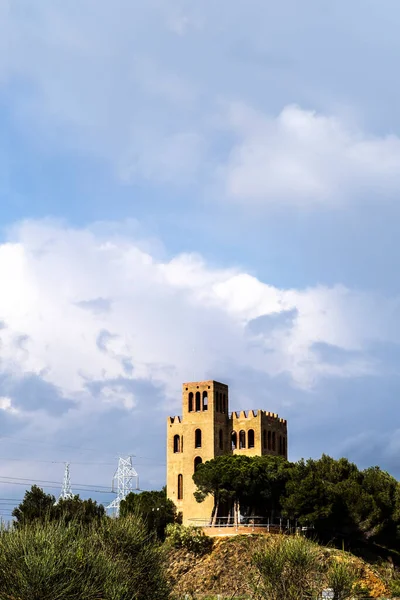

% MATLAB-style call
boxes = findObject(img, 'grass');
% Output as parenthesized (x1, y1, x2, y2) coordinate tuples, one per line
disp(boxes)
(0, 515, 170, 600)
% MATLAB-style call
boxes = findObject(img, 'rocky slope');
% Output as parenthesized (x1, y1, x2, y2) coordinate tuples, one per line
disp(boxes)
(166, 534, 390, 599)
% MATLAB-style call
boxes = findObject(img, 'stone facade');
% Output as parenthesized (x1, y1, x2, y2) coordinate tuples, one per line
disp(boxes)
(166, 380, 288, 525)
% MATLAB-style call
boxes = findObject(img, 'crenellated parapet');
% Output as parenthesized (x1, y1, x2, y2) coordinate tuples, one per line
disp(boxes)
(230, 409, 287, 426)
(168, 416, 182, 425)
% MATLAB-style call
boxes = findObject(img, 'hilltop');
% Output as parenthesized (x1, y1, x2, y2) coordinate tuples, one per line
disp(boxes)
(166, 534, 392, 599)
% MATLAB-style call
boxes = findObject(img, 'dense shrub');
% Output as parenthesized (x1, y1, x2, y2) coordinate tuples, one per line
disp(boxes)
(120, 487, 178, 540)
(0, 515, 170, 600)
(251, 536, 370, 600)
(165, 523, 213, 555)
(251, 535, 325, 600)
(326, 559, 361, 600)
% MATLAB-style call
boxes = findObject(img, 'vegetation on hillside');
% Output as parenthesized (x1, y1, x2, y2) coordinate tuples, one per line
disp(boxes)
(2, 453, 400, 598)
(193, 453, 400, 548)
(120, 487, 178, 540)
(0, 515, 170, 600)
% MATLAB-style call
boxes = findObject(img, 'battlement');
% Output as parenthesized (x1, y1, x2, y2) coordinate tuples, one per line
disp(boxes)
(230, 410, 287, 425)
(182, 380, 228, 388)
(168, 416, 182, 425)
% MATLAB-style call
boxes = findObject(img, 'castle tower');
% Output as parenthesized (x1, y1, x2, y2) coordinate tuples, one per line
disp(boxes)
(166, 380, 288, 525)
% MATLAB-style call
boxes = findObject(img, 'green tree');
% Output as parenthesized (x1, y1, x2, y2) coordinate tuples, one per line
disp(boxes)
(120, 487, 177, 540)
(54, 495, 105, 525)
(12, 485, 56, 526)
(354, 466, 400, 545)
(281, 455, 364, 542)
(193, 454, 290, 523)
(12, 485, 105, 527)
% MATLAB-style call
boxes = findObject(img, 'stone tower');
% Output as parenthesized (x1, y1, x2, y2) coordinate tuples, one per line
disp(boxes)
(166, 380, 288, 525)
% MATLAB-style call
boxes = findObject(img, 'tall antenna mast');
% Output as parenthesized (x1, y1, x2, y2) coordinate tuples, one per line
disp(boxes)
(106, 456, 139, 517)
(55, 462, 74, 504)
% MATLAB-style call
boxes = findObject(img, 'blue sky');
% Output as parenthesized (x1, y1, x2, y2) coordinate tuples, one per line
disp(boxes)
(1, 0, 400, 513)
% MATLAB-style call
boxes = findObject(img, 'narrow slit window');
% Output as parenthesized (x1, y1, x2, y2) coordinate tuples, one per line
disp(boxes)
(188, 392, 193, 412)
(177, 474, 183, 500)
(219, 429, 223, 450)
(202, 391, 208, 411)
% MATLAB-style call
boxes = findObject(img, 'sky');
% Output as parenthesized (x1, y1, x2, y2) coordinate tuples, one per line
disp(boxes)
(1, 0, 400, 515)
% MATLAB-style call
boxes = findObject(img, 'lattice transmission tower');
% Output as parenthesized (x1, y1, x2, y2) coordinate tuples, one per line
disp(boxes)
(106, 456, 139, 517)
(55, 462, 74, 504)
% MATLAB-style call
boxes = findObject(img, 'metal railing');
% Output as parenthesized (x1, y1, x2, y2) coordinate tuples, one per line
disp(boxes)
(187, 516, 306, 534)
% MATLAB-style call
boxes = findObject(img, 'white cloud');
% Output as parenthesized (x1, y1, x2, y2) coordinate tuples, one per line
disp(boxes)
(0, 219, 399, 416)
(2, 3, 400, 209)
(0, 396, 19, 414)
(219, 103, 400, 208)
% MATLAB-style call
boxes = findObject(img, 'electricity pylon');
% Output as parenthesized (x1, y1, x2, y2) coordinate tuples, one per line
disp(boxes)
(55, 462, 74, 504)
(106, 456, 139, 517)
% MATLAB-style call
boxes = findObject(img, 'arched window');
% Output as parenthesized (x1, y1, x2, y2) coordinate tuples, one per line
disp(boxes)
(194, 456, 202, 472)
(239, 430, 246, 449)
(195, 391, 201, 412)
(188, 392, 193, 412)
(173, 434, 180, 453)
(177, 474, 183, 500)
(263, 429, 267, 449)
(222, 394, 226, 413)
(231, 431, 237, 450)
(202, 391, 208, 411)
(248, 429, 255, 449)
(195, 428, 202, 448)
(219, 429, 223, 450)
(268, 430, 272, 450)
(272, 431, 276, 451)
